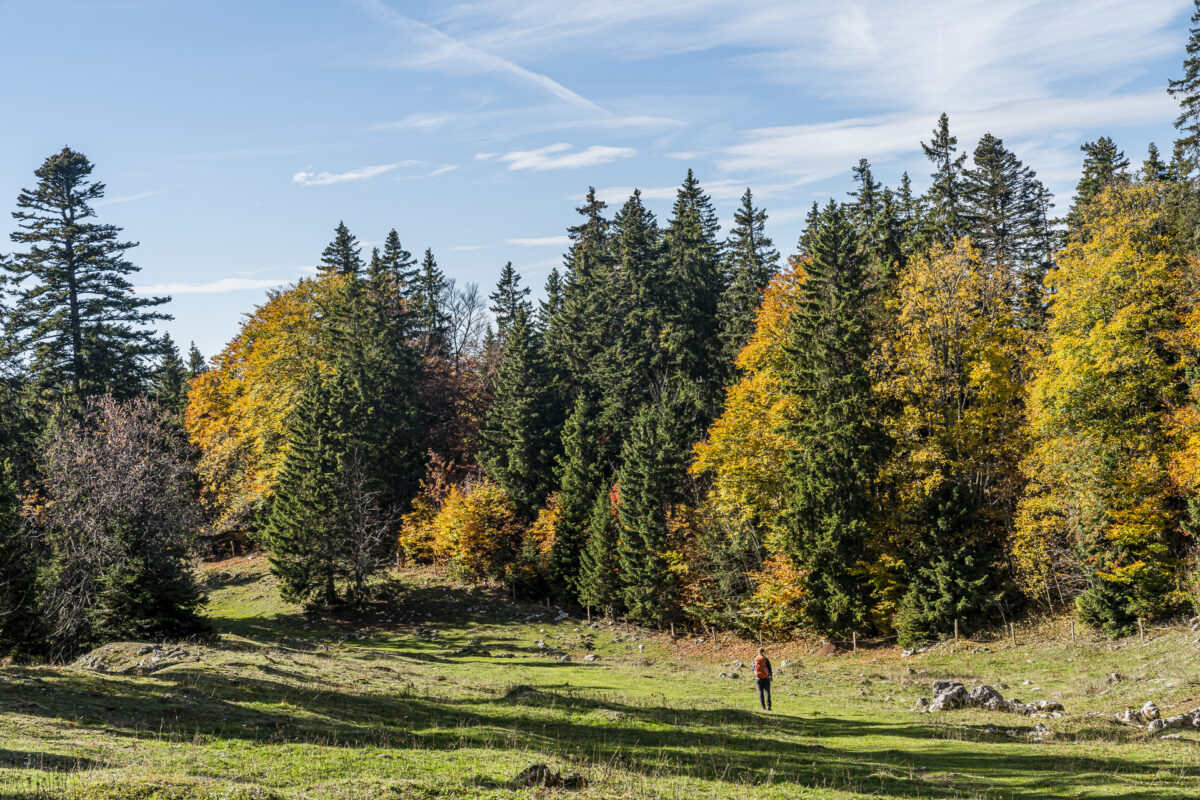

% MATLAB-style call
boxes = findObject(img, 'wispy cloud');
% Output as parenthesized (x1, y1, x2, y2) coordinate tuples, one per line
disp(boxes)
(292, 162, 415, 186)
(96, 189, 169, 206)
(135, 277, 295, 295)
(493, 143, 636, 171)
(355, 0, 606, 113)
(506, 235, 570, 247)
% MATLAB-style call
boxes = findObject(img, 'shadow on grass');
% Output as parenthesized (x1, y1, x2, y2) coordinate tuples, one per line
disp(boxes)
(2, 659, 1194, 799)
(0, 749, 98, 772)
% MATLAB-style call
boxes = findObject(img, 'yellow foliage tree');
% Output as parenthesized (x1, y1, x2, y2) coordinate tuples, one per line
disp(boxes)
(1014, 181, 1193, 632)
(185, 276, 343, 534)
(428, 481, 523, 582)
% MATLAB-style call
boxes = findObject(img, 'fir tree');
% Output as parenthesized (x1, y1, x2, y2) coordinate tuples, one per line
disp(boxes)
(488, 261, 532, 344)
(920, 113, 969, 245)
(187, 341, 207, 377)
(848, 158, 883, 232)
(379, 228, 418, 288)
(781, 201, 886, 636)
(557, 188, 612, 388)
(0, 459, 41, 656)
(719, 188, 779, 369)
(478, 307, 554, 517)
(1144, 142, 1172, 181)
(551, 394, 604, 598)
(539, 268, 564, 331)
(3, 147, 170, 400)
(318, 221, 363, 277)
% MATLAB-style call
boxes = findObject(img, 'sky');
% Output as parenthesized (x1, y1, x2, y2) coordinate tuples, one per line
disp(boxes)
(0, 0, 1193, 358)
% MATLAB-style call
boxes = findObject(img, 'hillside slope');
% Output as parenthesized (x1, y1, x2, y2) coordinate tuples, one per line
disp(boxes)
(2, 557, 1200, 799)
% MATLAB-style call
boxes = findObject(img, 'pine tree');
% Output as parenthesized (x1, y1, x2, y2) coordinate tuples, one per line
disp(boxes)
(781, 201, 885, 636)
(920, 113, 969, 245)
(3, 147, 170, 399)
(1170, 0, 1200, 161)
(478, 307, 554, 517)
(187, 341, 207, 377)
(557, 188, 612, 388)
(539, 268, 564, 331)
(719, 188, 779, 369)
(379, 228, 418, 288)
(848, 159, 883, 232)
(1066, 137, 1129, 231)
(577, 487, 620, 616)
(488, 261, 532, 344)
(318, 221, 363, 277)
(413, 248, 451, 356)
(551, 394, 604, 598)
(1144, 142, 1172, 181)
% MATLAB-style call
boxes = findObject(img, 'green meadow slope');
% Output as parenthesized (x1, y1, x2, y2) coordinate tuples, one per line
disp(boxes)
(2, 557, 1200, 799)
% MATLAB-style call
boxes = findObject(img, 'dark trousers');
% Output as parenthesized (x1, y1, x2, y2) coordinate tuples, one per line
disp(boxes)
(756, 677, 772, 710)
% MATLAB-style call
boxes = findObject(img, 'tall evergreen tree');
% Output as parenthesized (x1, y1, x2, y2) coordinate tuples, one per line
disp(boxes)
(848, 158, 883, 232)
(488, 261, 532, 344)
(1143, 142, 1172, 182)
(577, 487, 620, 616)
(0, 458, 41, 656)
(379, 228, 419, 288)
(920, 113, 969, 245)
(557, 188, 612, 388)
(1169, 0, 1200, 162)
(3, 147, 170, 399)
(781, 201, 886, 636)
(478, 307, 555, 517)
(1066, 137, 1129, 231)
(719, 188, 779, 369)
(318, 221, 363, 277)
(187, 341, 207, 377)
(413, 248, 451, 356)
(153, 333, 189, 421)
(551, 394, 604, 598)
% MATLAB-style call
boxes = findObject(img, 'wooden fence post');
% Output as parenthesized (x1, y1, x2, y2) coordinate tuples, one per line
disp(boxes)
(1138, 618, 1145, 643)
(954, 619, 959, 643)
(852, 631, 857, 653)
(1009, 622, 1016, 647)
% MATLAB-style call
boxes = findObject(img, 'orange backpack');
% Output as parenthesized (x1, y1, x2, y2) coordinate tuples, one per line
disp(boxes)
(753, 655, 770, 679)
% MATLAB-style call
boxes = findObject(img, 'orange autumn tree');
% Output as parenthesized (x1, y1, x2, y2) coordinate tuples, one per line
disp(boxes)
(185, 275, 344, 536)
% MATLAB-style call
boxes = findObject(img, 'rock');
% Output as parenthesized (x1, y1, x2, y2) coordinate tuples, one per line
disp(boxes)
(136, 645, 154, 656)
(780, 659, 792, 669)
(560, 771, 587, 789)
(728, 672, 740, 679)
(901, 649, 915, 657)
(1148, 718, 1168, 733)
(967, 685, 1005, 711)
(929, 682, 968, 712)
(514, 764, 556, 787)
(558, 655, 571, 663)
(1106, 672, 1124, 684)
(731, 660, 744, 669)
(1025, 700, 1064, 715)
(583, 653, 599, 662)
(914, 697, 930, 710)
(815, 641, 839, 657)
(1141, 701, 1161, 721)
(1117, 708, 1140, 724)
(1031, 722, 1052, 739)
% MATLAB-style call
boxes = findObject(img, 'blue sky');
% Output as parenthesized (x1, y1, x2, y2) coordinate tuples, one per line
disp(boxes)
(0, 0, 1192, 357)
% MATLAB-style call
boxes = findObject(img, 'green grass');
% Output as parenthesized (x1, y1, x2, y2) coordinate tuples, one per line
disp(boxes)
(3, 559, 1200, 799)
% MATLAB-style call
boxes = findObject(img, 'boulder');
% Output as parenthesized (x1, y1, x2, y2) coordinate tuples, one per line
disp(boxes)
(560, 771, 587, 789)
(583, 653, 599, 662)
(558, 655, 571, 663)
(1141, 701, 1161, 721)
(514, 764, 555, 787)
(967, 685, 1006, 711)
(930, 682, 968, 712)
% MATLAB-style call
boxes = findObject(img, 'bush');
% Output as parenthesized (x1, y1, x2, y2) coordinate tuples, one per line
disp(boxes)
(430, 481, 523, 582)
(1076, 581, 1137, 637)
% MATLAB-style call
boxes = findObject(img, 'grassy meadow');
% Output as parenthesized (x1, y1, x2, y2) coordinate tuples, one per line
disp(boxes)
(2, 557, 1200, 799)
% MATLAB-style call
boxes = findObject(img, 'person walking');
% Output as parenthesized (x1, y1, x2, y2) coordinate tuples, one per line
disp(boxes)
(752, 647, 773, 711)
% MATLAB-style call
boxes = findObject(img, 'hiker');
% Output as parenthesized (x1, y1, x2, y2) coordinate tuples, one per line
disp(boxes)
(753, 647, 773, 711)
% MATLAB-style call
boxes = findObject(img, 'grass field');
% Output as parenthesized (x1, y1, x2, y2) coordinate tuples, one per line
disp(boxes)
(3, 557, 1200, 799)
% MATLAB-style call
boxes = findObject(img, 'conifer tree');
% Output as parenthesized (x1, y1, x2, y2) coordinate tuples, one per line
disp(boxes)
(577, 487, 620, 616)
(551, 394, 604, 598)
(3, 147, 170, 399)
(478, 307, 554, 517)
(781, 201, 885, 636)
(488, 261, 532, 344)
(1143, 142, 1172, 181)
(413, 248, 451, 356)
(187, 341, 207, 377)
(719, 188, 779, 369)
(0, 459, 41, 656)
(379, 228, 418, 288)
(557, 188, 612, 387)
(1169, 0, 1200, 161)
(153, 333, 189, 422)
(539, 268, 564, 330)
(318, 221, 363, 276)
(920, 114, 969, 245)
(848, 158, 883, 232)
(1066, 137, 1129, 231)
(616, 398, 689, 625)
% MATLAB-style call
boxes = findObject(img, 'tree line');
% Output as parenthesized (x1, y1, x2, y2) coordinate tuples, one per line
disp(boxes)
(6, 5, 1200, 660)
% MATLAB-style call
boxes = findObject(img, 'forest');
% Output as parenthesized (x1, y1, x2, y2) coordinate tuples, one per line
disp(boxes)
(6, 9, 1200, 663)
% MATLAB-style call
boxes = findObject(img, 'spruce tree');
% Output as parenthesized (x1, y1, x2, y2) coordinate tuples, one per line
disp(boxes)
(1066, 137, 1129, 231)
(848, 158, 883, 232)
(379, 228, 419, 289)
(577, 487, 620, 616)
(3, 147, 170, 399)
(551, 394, 604, 598)
(557, 188, 612, 389)
(318, 221, 363, 276)
(920, 113, 969, 245)
(488, 261, 532, 344)
(187, 341, 207, 377)
(413, 248, 450, 356)
(781, 201, 886, 636)
(1143, 142, 1172, 181)
(153, 333, 190, 422)
(616, 398, 689, 626)
(1169, 0, 1200, 161)
(0, 459, 41, 656)
(264, 366, 348, 608)
(719, 188, 779, 369)
(478, 307, 554, 517)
